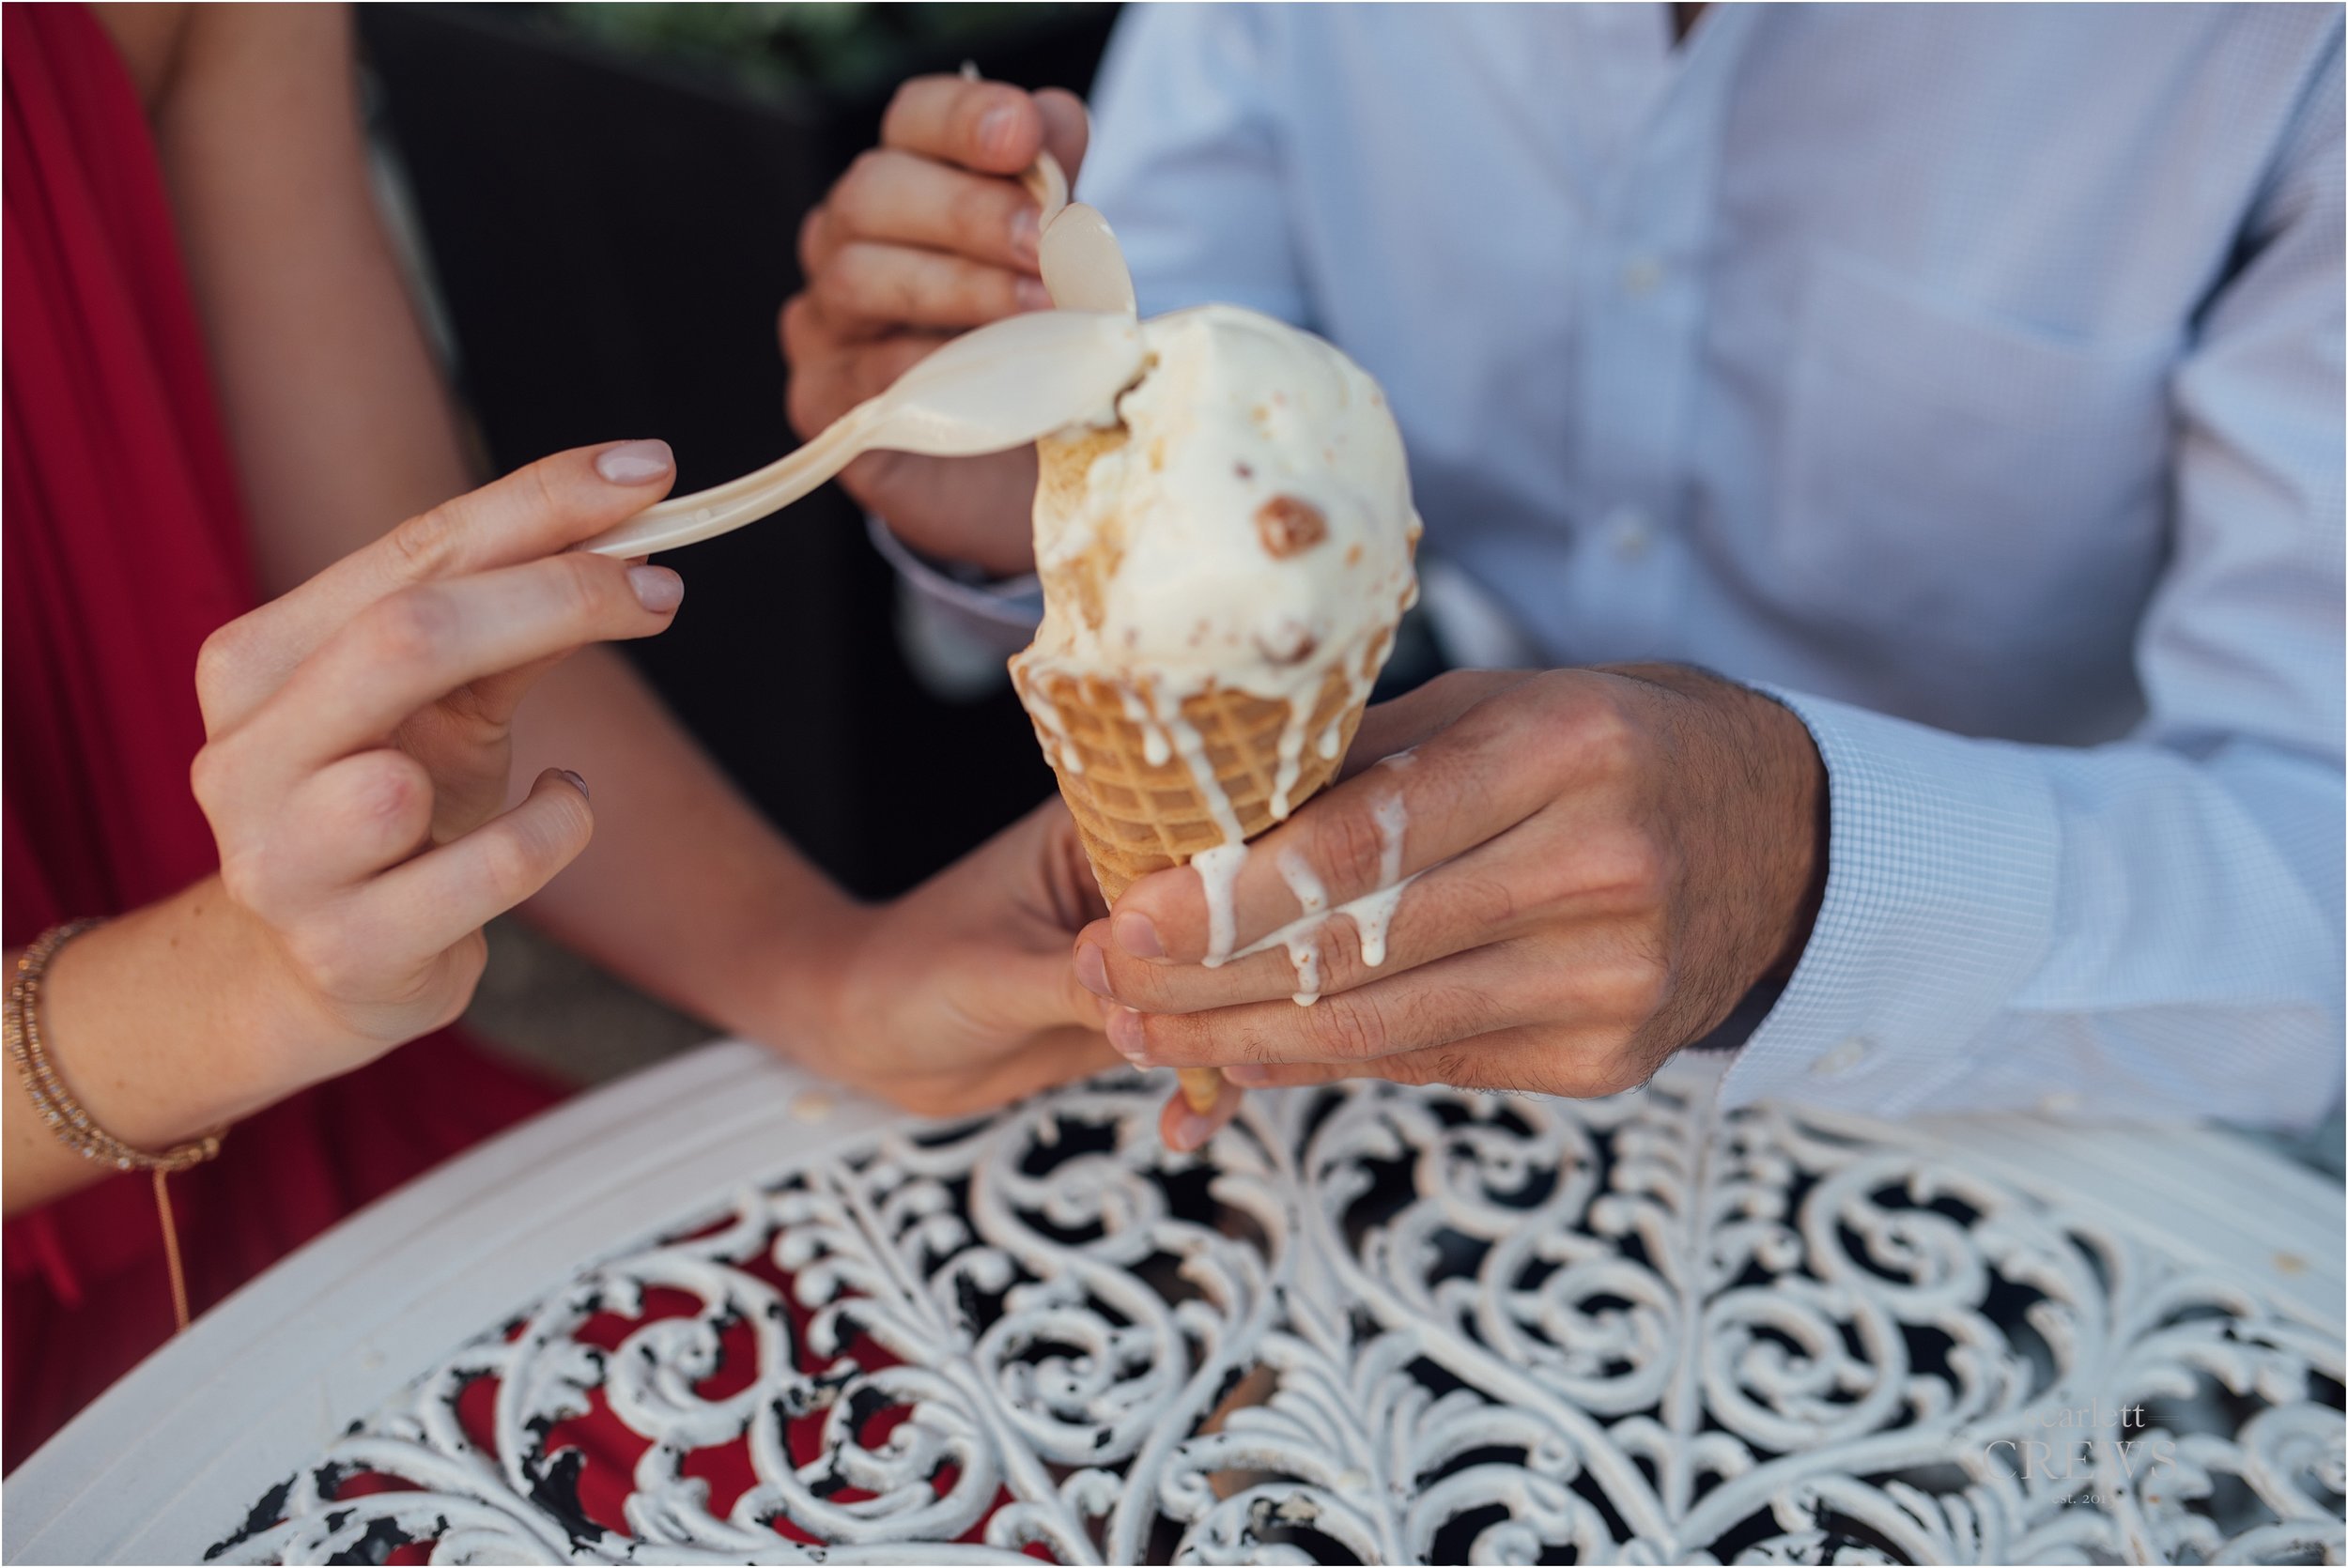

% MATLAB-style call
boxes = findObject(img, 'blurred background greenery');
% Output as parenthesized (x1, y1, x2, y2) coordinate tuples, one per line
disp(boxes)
(546, 3, 1106, 100)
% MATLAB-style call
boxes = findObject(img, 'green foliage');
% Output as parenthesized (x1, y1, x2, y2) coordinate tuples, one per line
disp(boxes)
(548, 3, 1099, 100)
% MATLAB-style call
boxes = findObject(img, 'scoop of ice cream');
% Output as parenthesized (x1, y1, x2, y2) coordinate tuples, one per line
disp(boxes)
(1025, 303, 1421, 705)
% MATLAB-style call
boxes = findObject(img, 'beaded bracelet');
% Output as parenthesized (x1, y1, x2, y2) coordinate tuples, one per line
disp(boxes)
(9, 918, 223, 1329)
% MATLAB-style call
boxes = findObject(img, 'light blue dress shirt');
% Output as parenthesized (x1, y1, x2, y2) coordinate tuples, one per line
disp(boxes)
(903, 3, 2345, 1124)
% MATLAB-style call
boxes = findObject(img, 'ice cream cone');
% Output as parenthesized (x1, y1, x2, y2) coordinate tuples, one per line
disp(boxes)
(1014, 660, 1383, 1115)
(1013, 663, 1371, 901)
(1007, 307, 1421, 1119)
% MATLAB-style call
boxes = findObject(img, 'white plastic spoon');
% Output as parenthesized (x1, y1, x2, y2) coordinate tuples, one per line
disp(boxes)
(1022, 150, 1137, 316)
(579, 308, 1142, 558)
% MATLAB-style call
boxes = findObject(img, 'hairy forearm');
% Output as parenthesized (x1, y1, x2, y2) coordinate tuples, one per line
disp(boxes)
(506, 644, 869, 1053)
(5, 882, 317, 1213)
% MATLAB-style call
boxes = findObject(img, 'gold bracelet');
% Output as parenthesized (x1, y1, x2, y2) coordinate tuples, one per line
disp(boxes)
(8, 918, 223, 1174)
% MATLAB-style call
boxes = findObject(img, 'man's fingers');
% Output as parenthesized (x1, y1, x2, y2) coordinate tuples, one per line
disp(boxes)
(1034, 88, 1091, 185)
(1109, 685, 1566, 965)
(224, 554, 680, 800)
(1213, 1025, 1665, 1100)
(1107, 922, 1671, 1082)
(198, 442, 677, 732)
(840, 333, 960, 410)
(1079, 815, 1599, 1014)
(1336, 669, 1539, 783)
(336, 768, 595, 974)
(811, 240, 1049, 331)
(780, 292, 952, 430)
(1106, 939, 1552, 1070)
(826, 148, 1046, 271)
(880, 75, 1047, 173)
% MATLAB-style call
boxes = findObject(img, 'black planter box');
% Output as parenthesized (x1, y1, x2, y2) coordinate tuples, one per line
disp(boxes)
(358, 3, 1118, 898)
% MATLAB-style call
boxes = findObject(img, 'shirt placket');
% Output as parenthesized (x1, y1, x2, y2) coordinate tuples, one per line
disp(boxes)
(1567, 6, 1752, 663)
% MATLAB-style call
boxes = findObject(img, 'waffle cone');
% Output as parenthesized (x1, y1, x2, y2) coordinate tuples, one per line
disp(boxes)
(1015, 661, 1378, 1117)
(1013, 661, 1376, 904)
(1016, 424, 1399, 1115)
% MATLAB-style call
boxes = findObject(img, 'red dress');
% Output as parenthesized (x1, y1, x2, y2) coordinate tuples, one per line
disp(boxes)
(2, 5, 563, 1471)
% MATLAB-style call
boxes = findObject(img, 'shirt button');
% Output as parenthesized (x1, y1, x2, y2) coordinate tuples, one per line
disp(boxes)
(1812, 1037, 1873, 1078)
(1606, 507, 1653, 561)
(1622, 256, 1664, 296)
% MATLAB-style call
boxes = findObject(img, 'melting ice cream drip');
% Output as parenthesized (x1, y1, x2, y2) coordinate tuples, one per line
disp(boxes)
(1192, 841, 1251, 966)
(1275, 848, 1330, 1005)
(1225, 870, 1425, 983)
(1371, 786, 1409, 889)
(1271, 699, 1309, 821)
(1206, 786, 1415, 1001)
(1120, 684, 1173, 767)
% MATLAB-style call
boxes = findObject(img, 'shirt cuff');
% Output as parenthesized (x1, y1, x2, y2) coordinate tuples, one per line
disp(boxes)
(1721, 688, 2062, 1115)
(866, 514, 1043, 655)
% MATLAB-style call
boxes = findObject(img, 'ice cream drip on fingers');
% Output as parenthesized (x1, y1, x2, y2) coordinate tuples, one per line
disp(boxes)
(1212, 785, 1415, 1008)
(1010, 302, 1422, 1113)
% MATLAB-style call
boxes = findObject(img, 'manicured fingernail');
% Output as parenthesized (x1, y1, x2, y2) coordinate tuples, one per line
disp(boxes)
(1107, 1006, 1148, 1061)
(1015, 276, 1054, 311)
(628, 564, 684, 612)
(1226, 1064, 1271, 1086)
(1171, 1111, 1218, 1151)
(1009, 206, 1041, 265)
(595, 438, 673, 484)
(979, 103, 1020, 157)
(557, 769, 590, 800)
(1112, 913, 1164, 959)
(1074, 941, 1110, 998)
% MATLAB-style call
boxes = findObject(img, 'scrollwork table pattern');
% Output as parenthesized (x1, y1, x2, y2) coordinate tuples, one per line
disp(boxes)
(209, 1070, 2344, 1566)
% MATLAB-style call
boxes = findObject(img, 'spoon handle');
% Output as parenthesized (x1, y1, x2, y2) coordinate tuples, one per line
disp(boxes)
(576, 414, 873, 558)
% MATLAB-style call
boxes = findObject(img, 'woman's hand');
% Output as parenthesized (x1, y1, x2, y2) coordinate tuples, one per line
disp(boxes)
(1071, 668, 1829, 1147)
(191, 440, 684, 1087)
(780, 73, 1089, 576)
(807, 797, 1121, 1118)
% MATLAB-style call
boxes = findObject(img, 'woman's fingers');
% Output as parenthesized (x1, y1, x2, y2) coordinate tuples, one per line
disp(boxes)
(198, 441, 677, 733)
(224, 749, 437, 923)
(339, 768, 596, 974)
(992, 944, 1129, 1039)
(958, 1026, 1125, 1114)
(219, 553, 680, 807)
(1159, 1071, 1244, 1153)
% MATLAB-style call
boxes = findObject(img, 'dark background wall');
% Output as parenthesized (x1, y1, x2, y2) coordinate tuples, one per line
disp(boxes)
(358, 3, 1120, 900)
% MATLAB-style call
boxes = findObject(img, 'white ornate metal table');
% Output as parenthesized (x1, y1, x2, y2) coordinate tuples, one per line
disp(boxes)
(6, 1040, 2341, 1565)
